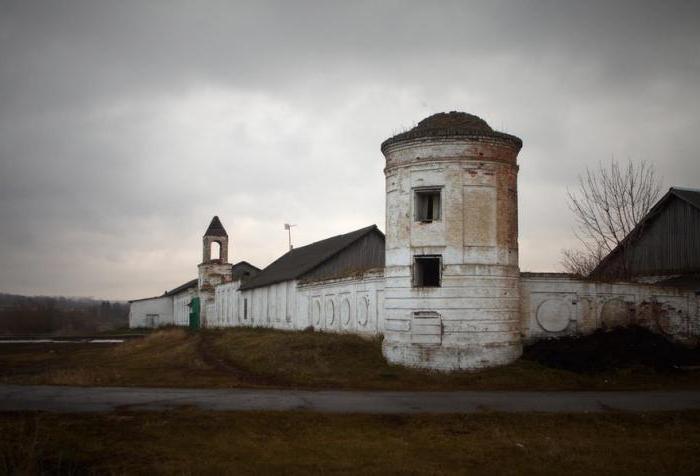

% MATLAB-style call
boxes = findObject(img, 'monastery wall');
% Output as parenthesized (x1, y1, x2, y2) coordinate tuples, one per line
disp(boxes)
(208, 271, 385, 334)
(129, 295, 173, 328)
(299, 270, 385, 336)
(173, 288, 197, 326)
(132, 271, 699, 360)
(521, 273, 700, 344)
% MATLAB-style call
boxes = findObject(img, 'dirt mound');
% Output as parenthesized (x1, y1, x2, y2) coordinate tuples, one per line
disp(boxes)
(523, 326, 700, 373)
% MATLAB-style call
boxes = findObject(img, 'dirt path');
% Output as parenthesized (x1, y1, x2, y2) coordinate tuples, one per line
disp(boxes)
(195, 333, 286, 387)
(2, 384, 700, 414)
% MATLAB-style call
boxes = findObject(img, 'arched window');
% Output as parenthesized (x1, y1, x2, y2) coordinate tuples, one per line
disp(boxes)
(210, 241, 221, 260)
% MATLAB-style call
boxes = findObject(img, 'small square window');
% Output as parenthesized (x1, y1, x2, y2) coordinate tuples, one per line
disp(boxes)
(414, 188, 441, 222)
(414, 255, 441, 287)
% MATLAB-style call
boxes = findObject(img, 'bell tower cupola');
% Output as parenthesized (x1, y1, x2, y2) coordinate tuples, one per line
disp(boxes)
(202, 215, 229, 263)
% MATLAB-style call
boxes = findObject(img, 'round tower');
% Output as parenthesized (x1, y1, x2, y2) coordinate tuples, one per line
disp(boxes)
(381, 112, 523, 370)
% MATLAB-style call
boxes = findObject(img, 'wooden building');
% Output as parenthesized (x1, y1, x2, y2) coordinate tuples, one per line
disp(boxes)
(592, 187, 700, 286)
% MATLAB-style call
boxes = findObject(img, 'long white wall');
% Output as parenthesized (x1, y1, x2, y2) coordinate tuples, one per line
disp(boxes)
(173, 289, 197, 326)
(521, 274, 700, 344)
(129, 296, 173, 328)
(298, 271, 385, 336)
(207, 271, 385, 334)
(131, 271, 699, 350)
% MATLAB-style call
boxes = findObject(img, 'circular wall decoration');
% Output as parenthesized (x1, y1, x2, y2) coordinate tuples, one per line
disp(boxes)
(536, 298, 571, 333)
(313, 301, 321, 327)
(600, 298, 628, 328)
(357, 297, 369, 327)
(325, 300, 335, 326)
(341, 298, 351, 327)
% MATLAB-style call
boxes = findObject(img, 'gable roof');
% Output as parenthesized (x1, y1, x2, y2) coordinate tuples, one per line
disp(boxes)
(230, 261, 261, 281)
(164, 278, 198, 296)
(669, 187, 700, 210)
(240, 225, 383, 290)
(129, 278, 198, 302)
(591, 187, 700, 277)
(204, 216, 228, 237)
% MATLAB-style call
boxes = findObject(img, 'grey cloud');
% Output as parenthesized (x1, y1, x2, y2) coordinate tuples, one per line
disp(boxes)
(0, 0, 698, 298)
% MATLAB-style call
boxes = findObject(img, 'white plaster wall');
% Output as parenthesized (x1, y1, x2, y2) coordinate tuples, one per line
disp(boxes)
(234, 281, 299, 330)
(210, 271, 385, 335)
(212, 281, 241, 328)
(173, 289, 197, 326)
(298, 271, 385, 336)
(129, 296, 174, 328)
(521, 274, 700, 344)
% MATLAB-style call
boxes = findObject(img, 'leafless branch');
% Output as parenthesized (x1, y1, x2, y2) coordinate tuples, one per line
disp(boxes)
(562, 159, 662, 277)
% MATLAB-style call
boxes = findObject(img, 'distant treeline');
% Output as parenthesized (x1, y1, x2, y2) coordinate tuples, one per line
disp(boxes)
(0, 293, 129, 335)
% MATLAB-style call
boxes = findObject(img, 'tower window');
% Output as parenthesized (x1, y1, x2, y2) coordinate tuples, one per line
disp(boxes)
(211, 241, 221, 260)
(413, 255, 441, 287)
(414, 188, 441, 222)
(244, 298, 248, 320)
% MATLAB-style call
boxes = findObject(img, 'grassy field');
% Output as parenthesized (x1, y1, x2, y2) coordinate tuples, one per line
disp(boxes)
(1, 410, 699, 475)
(1, 327, 699, 390)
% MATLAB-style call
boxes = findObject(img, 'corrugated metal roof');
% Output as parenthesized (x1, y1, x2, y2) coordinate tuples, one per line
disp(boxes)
(240, 225, 383, 290)
(671, 187, 700, 210)
(592, 186, 700, 277)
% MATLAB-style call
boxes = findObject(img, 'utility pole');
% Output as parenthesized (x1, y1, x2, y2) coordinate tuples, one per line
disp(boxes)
(284, 223, 296, 251)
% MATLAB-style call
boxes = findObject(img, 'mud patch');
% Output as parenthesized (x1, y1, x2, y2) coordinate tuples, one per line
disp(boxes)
(523, 326, 700, 373)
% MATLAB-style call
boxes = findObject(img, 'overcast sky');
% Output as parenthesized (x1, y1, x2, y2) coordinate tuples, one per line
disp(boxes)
(1, 0, 699, 300)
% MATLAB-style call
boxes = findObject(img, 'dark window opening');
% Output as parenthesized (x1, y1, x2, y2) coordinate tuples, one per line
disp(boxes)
(244, 298, 248, 319)
(414, 255, 441, 287)
(415, 188, 441, 222)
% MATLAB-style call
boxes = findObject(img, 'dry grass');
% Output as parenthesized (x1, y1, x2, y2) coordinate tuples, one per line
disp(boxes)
(209, 327, 700, 390)
(1, 410, 699, 475)
(1, 329, 229, 388)
(1, 327, 699, 390)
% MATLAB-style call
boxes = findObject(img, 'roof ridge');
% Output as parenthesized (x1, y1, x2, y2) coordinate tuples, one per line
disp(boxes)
(240, 224, 382, 290)
(591, 186, 700, 276)
(671, 186, 700, 193)
(289, 224, 377, 253)
(292, 225, 380, 278)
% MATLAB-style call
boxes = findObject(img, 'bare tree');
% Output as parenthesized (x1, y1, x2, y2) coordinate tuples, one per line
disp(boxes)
(561, 159, 662, 277)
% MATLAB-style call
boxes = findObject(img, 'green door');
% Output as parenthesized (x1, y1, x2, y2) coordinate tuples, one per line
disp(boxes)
(189, 297, 200, 330)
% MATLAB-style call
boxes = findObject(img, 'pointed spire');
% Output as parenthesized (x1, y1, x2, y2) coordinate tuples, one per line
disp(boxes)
(204, 216, 228, 237)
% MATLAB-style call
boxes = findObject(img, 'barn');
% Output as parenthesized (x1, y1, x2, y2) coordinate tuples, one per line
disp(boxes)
(592, 187, 700, 288)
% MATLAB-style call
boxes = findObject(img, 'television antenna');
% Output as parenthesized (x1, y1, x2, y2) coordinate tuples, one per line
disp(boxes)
(283, 223, 297, 251)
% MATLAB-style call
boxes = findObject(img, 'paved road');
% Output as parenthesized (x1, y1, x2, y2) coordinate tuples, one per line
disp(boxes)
(1, 384, 700, 413)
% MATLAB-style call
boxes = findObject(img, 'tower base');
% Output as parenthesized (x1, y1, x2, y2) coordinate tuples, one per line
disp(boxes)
(382, 340, 522, 371)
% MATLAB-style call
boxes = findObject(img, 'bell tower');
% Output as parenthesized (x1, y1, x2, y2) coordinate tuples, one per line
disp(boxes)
(197, 216, 233, 325)
(202, 215, 229, 263)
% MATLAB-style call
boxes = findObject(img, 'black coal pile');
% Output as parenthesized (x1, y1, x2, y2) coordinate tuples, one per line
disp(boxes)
(523, 326, 700, 373)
